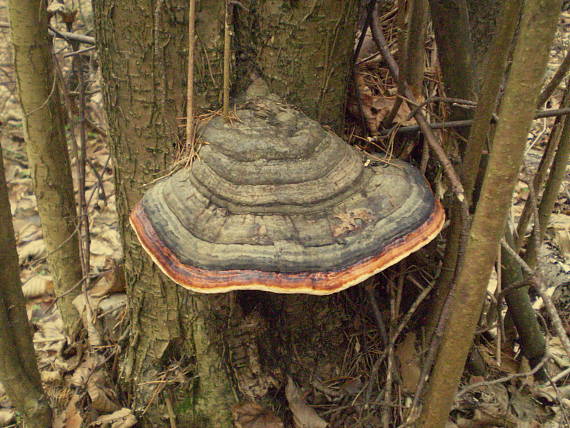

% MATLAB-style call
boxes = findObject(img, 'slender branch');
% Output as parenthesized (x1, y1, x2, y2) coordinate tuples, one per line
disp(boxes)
(48, 25, 95, 44)
(462, 0, 522, 205)
(419, 1, 562, 425)
(369, 7, 466, 201)
(537, 48, 570, 107)
(515, 85, 569, 249)
(501, 241, 570, 360)
(222, 0, 232, 118)
(186, 0, 196, 147)
(379, 107, 570, 136)
(366, 281, 389, 346)
(457, 353, 550, 398)
(406, 96, 477, 121)
(524, 100, 570, 265)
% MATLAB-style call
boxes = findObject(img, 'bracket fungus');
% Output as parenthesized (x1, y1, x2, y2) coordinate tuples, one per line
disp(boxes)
(130, 97, 445, 295)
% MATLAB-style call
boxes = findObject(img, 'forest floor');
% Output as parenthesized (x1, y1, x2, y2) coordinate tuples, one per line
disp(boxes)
(1, 1, 570, 427)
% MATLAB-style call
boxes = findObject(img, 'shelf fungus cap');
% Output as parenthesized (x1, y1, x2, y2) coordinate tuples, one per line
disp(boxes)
(130, 97, 445, 295)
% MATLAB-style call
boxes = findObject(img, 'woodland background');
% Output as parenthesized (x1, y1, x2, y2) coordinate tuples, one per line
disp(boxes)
(0, 0, 570, 427)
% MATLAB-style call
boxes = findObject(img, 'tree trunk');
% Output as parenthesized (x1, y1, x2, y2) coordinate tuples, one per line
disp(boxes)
(466, 0, 504, 75)
(94, 1, 358, 425)
(94, 1, 235, 425)
(8, 0, 82, 333)
(0, 149, 52, 427)
(420, 0, 561, 424)
(234, 1, 358, 132)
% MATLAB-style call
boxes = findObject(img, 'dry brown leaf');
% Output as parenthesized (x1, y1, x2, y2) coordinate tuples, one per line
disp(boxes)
(91, 238, 115, 257)
(22, 274, 54, 298)
(232, 402, 284, 428)
(285, 377, 328, 428)
(13, 218, 41, 242)
(56, 394, 83, 428)
(18, 239, 46, 263)
(550, 213, 570, 259)
(339, 377, 362, 395)
(41, 370, 63, 383)
(73, 294, 104, 347)
(332, 208, 374, 238)
(395, 331, 421, 394)
(70, 356, 99, 388)
(89, 408, 137, 428)
(87, 371, 121, 413)
(348, 89, 415, 134)
(33, 311, 66, 354)
(90, 265, 125, 297)
(0, 408, 15, 425)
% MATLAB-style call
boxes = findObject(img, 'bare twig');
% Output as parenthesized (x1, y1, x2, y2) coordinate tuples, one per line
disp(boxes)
(366, 282, 388, 346)
(537, 48, 570, 107)
(456, 353, 550, 399)
(63, 45, 96, 58)
(48, 26, 95, 45)
(222, 0, 232, 118)
(379, 107, 570, 136)
(500, 240, 570, 360)
(186, 0, 196, 147)
(515, 84, 568, 250)
(369, 7, 466, 203)
(406, 96, 478, 121)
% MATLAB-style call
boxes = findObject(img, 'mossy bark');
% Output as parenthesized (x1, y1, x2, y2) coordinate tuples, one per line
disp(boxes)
(466, 0, 504, 76)
(234, 0, 359, 132)
(501, 229, 546, 373)
(8, 0, 82, 333)
(94, 1, 358, 425)
(0, 149, 52, 427)
(94, 1, 234, 426)
(419, 1, 561, 425)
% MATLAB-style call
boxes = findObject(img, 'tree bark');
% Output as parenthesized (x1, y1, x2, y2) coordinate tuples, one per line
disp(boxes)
(425, 0, 478, 338)
(466, 0, 503, 76)
(8, 0, 82, 333)
(95, 1, 358, 425)
(419, 1, 561, 425)
(94, 1, 237, 425)
(234, 0, 358, 132)
(0, 149, 52, 427)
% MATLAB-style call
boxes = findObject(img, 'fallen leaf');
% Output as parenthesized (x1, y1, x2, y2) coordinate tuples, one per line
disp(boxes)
(91, 238, 115, 257)
(0, 408, 15, 425)
(73, 294, 103, 347)
(60, 394, 83, 428)
(22, 274, 54, 298)
(339, 377, 362, 395)
(89, 408, 137, 428)
(41, 370, 63, 383)
(285, 376, 327, 428)
(332, 208, 374, 238)
(232, 402, 284, 428)
(90, 265, 125, 297)
(550, 213, 570, 259)
(18, 239, 46, 263)
(70, 356, 99, 388)
(395, 331, 421, 394)
(87, 371, 121, 413)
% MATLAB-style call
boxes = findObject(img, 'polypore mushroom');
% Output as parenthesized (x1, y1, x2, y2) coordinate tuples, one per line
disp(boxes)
(130, 96, 444, 295)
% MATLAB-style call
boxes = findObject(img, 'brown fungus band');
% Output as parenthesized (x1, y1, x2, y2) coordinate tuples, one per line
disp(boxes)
(130, 97, 445, 295)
